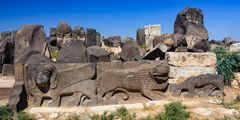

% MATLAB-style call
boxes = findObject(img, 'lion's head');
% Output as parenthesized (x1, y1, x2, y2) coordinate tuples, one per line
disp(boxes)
(29, 64, 56, 93)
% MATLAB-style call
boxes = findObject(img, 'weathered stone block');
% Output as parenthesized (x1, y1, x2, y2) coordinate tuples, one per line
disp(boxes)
(168, 66, 216, 81)
(86, 28, 97, 47)
(2, 64, 14, 76)
(166, 52, 216, 67)
(166, 52, 217, 83)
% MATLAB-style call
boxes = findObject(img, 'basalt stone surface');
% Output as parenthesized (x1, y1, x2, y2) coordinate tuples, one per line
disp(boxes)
(56, 39, 87, 63)
(136, 28, 145, 46)
(2, 64, 14, 76)
(57, 21, 72, 36)
(86, 46, 110, 63)
(0, 31, 15, 65)
(97, 60, 169, 104)
(14, 25, 47, 63)
(173, 7, 209, 52)
(169, 74, 224, 97)
(86, 28, 97, 47)
(153, 34, 174, 50)
(119, 44, 142, 61)
(26, 63, 97, 107)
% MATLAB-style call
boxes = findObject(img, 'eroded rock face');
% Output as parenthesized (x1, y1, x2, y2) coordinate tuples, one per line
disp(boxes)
(57, 21, 72, 36)
(14, 25, 47, 63)
(86, 28, 98, 47)
(119, 44, 142, 61)
(173, 7, 209, 52)
(86, 46, 110, 63)
(56, 39, 87, 63)
(136, 28, 145, 46)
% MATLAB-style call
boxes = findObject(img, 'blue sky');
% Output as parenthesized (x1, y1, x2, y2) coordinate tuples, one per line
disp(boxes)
(0, 0, 240, 40)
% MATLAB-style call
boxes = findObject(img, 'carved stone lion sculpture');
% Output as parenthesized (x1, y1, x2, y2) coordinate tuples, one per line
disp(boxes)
(97, 61, 169, 104)
(27, 63, 97, 107)
(168, 74, 224, 97)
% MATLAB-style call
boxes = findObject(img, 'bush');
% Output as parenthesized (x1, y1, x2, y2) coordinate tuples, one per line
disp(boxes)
(212, 47, 240, 86)
(115, 107, 135, 120)
(16, 111, 35, 120)
(0, 105, 13, 120)
(155, 101, 190, 120)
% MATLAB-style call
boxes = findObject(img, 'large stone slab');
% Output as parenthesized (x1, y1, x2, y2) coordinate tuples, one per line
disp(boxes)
(165, 52, 216, 67)
(166, 52, 217, 83)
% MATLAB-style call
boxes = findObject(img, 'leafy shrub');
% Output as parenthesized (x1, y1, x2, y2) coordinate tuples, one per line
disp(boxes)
(16, 111, 35, 120)
(212, 47, 240, 86)
(115, 107, 135, 120)
(0, 105, 13, 120)
(155, 101, 190, 120)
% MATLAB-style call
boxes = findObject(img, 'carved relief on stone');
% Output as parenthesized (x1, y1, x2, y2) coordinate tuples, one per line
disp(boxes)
(26, 63, 97, 107)
(168, 74, 224, 97)
(97, 60, 169, 105)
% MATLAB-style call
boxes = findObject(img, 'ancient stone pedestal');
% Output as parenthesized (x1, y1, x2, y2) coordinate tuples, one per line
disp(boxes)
(165, 52, 217, 83)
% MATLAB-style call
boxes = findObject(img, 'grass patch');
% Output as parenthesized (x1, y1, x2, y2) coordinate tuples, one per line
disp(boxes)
(222, 100, 240, 109)
(215, 115, 240, 120)
(154, 101, 190, 120)
(16, 111, 36, 120)
(91, 102, 190, 120)
(0, 105, 36, 120)
(65, 114, 81, 120)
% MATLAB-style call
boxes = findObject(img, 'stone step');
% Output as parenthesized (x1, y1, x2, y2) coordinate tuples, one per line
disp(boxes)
(29, 100, 201, 114)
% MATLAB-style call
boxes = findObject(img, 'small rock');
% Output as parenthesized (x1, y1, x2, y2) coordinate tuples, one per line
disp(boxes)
(82, 115, 92, 120)
(218, 108, 239, 116)
(232, 79, 239, 88)
(35, 113, 43, 119)
(206, 99, 223, 105)
(49, 113, 59, 119)
(236, 95, 240, 102)
(135, 112, 149, 119)
(193, 107, 213, 116)
(38, 118, 46, 120)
